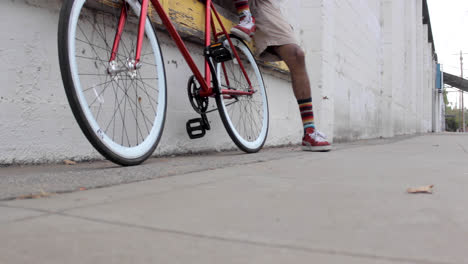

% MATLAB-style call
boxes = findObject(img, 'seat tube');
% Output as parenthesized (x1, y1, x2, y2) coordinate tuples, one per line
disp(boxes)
(135, 0, 150, 64)
(204, 0, 212, 90)
(210, 5, 253, 89)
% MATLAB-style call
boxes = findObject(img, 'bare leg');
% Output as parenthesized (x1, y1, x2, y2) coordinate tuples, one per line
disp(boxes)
(272, 44, 311, 100)
(273, 44, 332, 151)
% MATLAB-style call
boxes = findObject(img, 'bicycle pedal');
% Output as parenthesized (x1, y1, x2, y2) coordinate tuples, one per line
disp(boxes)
(186, 118, 206, 139)
(207, 42, 232, 63)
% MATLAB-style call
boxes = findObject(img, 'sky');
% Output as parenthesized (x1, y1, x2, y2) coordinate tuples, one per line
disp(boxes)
(427, 0, 468, 108)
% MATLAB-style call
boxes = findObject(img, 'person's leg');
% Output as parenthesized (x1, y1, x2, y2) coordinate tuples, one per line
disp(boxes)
(273, 44, 331, 151)
(272, 44, 310, 100)
(231, 0, 256, 42)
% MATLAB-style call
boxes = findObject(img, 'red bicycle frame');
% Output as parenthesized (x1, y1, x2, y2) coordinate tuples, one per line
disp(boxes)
(109, 0, 254, 98)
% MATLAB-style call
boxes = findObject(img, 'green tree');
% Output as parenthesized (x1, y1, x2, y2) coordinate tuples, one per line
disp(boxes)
(446, 116, 458, 132)
(445, 106, 468, 131)
(443, 90, 449, 106)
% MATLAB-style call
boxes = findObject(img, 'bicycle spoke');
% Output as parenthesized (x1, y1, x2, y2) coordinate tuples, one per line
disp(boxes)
(83, 79, 114, 92)
(113, 77, 156, 127)
(76, 55, 109, 63)
(139, 61, 158, 67)
(131, 78, 151, 141)
(121, 85, 130, 146)
(76, 25, 109, 70)
(87, 79, 113, 107)
(136, 71, 158, 112)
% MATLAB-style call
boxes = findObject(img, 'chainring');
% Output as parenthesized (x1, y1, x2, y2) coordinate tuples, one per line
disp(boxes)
(187, 75, 209, 114)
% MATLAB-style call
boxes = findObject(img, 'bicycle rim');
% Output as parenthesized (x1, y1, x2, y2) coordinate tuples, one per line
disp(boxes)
(59, 0, 166, 165)
(215, 36, 269, 153)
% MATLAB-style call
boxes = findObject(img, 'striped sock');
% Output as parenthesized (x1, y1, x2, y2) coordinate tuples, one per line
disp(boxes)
(298, 98, 315, 132)
(233, 0, 250, 18)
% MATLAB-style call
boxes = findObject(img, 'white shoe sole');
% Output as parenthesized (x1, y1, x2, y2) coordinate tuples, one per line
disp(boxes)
(230, 28, 252, 42)
(302, 145, 332, 152)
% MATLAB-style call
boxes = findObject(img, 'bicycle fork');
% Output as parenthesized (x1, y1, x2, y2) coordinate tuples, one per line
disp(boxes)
(107, 1, 148, 78)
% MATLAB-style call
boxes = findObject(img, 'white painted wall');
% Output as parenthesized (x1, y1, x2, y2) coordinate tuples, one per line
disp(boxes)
(0, 0, 440, 164)
(289, 0, 438, 141)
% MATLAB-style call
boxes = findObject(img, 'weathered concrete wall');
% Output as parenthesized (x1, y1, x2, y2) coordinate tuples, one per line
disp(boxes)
(0, 0, 439, 164)
(292, 0, 437, 141)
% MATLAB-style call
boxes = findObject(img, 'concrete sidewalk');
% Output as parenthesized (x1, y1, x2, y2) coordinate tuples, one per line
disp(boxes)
(1, 134, 468, 264)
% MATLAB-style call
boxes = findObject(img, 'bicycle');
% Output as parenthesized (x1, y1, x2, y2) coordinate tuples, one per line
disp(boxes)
(58, 0, 269, 166)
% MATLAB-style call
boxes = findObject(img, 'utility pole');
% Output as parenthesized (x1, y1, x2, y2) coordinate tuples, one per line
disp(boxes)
(461, 51, 465, 132)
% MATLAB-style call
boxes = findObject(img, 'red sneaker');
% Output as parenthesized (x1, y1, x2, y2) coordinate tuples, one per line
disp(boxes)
(231, 11, 256, 42)
(302, 128, 332, 152)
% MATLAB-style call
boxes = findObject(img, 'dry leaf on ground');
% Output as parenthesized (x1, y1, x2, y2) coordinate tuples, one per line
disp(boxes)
(64, 160, 77, 165)
(407, 185, 434, 194)
(17, 189, 54, 200)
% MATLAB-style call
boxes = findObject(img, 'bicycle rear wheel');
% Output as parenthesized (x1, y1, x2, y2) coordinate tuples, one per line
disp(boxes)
(58, 0, 166, 166)
(215, 36, 269, 153)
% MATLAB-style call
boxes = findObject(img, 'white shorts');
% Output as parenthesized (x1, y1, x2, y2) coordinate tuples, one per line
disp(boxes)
(250, 0, 299, 61)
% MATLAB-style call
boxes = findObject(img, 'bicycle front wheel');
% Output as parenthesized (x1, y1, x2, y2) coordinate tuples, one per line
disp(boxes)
(215, 36, 269, 153)
(58, 0, 167, 166)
